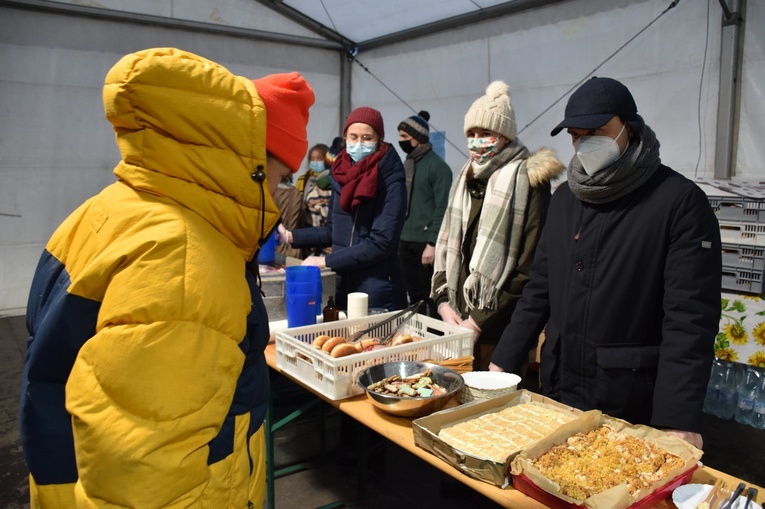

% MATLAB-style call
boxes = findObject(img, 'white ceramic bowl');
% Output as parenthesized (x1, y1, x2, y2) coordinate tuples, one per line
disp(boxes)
(672, 483, 762, 509)
(458, 371, 522, 403)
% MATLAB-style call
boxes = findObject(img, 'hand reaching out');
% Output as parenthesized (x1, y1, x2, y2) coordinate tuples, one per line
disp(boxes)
(438, 302, 461, 325)
(458, 316, 481, 344)
(301, 256, 326, 269)
(277, 224, 292, 246)
(664, 430, 703, 449)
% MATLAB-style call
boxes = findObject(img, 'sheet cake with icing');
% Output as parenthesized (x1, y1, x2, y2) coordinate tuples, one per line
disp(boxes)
(438, 401, 576, 462)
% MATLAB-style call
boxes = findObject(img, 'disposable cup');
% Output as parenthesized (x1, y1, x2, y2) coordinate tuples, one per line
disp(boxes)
(285, 266, 322, 313)
(286, 292, 318, 327)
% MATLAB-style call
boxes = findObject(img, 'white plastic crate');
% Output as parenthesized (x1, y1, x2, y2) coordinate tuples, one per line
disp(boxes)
(275, 312, 474, 400)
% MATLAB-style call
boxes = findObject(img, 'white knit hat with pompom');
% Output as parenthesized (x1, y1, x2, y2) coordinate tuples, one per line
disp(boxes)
(463, 80, 516, 141)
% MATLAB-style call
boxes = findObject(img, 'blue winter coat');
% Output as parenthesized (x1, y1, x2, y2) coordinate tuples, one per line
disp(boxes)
(292, 145, 408, 311)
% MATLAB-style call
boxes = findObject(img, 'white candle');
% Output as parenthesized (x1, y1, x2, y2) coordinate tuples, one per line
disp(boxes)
(346, 292, 368, 319)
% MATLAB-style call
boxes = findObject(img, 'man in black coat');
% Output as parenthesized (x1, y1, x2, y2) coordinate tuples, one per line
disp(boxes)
(490, 77, 721, 449)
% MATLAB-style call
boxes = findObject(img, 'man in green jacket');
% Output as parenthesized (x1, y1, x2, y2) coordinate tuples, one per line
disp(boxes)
(397, 111, 453, 316)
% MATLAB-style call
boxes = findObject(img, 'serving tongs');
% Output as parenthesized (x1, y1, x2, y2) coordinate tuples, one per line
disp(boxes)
(348, 300, 425, 344)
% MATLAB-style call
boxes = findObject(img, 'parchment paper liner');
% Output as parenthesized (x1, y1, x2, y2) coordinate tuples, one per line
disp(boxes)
(510, 410, 703, 509)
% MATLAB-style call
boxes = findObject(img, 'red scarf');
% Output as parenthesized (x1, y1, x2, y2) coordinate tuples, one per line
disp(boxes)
(332, 143, 389, 213)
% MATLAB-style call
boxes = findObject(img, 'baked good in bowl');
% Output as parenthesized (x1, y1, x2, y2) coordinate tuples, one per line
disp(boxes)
(357, 361, 463, 417)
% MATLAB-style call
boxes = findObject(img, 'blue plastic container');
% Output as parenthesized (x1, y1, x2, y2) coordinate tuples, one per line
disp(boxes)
(286, 292, 318, 327)
(285, 266, 322, 314)
(257, 233, 276, 265)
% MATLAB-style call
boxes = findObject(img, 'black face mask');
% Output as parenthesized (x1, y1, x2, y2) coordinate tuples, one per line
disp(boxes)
(399, 140, 415, 154)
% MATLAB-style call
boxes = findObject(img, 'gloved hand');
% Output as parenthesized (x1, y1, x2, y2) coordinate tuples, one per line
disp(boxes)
(458, 316, 481, 344)
(438, 302, 461, 325)
(277, 224, 292, 246)
(301, 256, 326, 269)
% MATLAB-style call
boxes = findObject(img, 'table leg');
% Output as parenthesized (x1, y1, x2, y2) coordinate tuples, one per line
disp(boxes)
(358, 424, 368, 501)
(266, 393, 331, 509)
(265, 398, 276, 509)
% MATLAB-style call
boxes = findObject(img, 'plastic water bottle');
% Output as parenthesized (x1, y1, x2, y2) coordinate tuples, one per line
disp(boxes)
(751, 374, 765, 430)
(717, 360, 740, 420)
(735, 366, 761, 425)
(702, 359, 723, 417)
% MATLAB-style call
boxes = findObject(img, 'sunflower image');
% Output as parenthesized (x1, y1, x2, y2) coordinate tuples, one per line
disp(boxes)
(716, 348, 739, 362)
(753, 322, 765, 346)
(722, 322, 748, 345)
(748, 351, 765, 368)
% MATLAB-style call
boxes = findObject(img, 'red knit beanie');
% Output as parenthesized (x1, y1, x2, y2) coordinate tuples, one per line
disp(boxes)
(343, 106, 385, 139)
(251, 72, 315, 173)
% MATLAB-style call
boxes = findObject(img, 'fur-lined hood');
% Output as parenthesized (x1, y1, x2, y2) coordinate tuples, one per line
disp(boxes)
(526, 147, 566, 188)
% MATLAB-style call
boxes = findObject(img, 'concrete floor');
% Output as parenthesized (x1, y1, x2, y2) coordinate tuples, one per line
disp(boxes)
(2, 312, 764, 508)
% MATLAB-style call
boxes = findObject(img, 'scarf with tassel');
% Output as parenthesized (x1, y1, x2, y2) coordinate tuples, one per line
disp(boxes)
(433, 138, 530, 312)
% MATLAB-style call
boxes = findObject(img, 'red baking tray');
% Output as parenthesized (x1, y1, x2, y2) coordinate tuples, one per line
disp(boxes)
(512, 463, 698, 509)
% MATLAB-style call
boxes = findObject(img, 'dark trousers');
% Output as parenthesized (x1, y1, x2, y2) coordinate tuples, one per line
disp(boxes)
(398, 240, 436, 317)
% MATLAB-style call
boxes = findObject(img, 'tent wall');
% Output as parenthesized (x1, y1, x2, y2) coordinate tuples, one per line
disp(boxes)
(738, 0, 765, 179)
(1, 0, 763, 312)
(0, 2, 342, 312)
(351, 0, 762, 181)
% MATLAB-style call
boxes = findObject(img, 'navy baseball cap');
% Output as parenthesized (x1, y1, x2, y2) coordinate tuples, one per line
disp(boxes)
(551, 77, 638, 136)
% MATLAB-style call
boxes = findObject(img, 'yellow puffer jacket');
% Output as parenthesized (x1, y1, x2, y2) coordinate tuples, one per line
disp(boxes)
(21, 48, 279, 508)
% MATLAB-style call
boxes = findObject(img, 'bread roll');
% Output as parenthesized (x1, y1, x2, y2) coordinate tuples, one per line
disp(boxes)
(321, 336, 347, 353)
(357, 338, 380, 352)
(330, 343, 358, 358)
(391, 334, 413, 346)
(312, 335, 331, 349)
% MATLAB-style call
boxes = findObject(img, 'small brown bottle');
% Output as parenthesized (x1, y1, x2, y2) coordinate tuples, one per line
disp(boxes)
(322, 295, 339, 322)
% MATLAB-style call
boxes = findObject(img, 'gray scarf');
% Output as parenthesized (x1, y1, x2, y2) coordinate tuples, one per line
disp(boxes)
(404, 143, 432, 216)
(567, 124, 661, 204)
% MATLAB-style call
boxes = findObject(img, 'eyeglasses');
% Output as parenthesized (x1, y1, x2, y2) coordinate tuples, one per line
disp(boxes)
(345, 134, 377, 143)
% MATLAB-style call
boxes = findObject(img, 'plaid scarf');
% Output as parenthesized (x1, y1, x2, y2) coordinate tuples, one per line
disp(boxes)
(433, 138, 530, 311)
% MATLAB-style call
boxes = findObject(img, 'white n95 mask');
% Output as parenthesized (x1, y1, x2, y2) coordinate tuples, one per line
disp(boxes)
(574, 124, 626, 176)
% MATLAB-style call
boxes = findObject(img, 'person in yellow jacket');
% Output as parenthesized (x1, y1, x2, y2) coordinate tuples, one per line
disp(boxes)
(19, 48, 314, 508)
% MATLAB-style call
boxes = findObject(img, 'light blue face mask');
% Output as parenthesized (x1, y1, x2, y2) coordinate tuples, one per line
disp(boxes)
(346, 141, 376, 162)
(309, 161, 324, 172)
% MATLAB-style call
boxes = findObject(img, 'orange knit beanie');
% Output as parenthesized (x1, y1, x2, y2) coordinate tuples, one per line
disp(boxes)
(251, 72, 315, 173)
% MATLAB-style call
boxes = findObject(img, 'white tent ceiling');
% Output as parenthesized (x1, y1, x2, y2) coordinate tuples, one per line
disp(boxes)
(285, 0, 512, 43)
(259, 0, 565, 50)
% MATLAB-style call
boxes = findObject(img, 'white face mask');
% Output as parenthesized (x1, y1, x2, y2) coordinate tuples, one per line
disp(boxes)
(574, 124, 626, 176)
